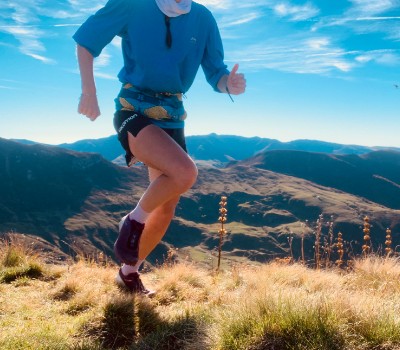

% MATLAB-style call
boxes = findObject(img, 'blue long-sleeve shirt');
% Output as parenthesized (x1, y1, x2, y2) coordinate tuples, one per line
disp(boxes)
(73, 0, 229, 95)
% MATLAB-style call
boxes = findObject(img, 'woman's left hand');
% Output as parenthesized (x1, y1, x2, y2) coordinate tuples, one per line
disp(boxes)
(227, 64, 246, 95)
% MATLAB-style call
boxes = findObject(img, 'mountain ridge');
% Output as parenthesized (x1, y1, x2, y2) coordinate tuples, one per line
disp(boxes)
(13, 134, 400, 163)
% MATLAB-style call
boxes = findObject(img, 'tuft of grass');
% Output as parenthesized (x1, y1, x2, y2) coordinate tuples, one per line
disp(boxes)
(136, 313, 207, 350)
(346, 256, 400, 293)
(53, 280, 80, 301)
(53, 279, 101, 316)
(153, 263, 210, 306)
(0, 236, 38, 267)
(0, 261, 44, 283)
(217, 296, 347, 350)
(65, 298, 93, 316)
(101, 295, 137, 348)
(0, 237, 49, 284)
(2, 244, 25, 267)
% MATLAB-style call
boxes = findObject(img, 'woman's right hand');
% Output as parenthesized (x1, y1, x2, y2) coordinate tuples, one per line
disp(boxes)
(78, 93, 101, 121)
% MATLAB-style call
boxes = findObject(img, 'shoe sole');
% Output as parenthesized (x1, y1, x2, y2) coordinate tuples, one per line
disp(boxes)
(115, 272, 156, 297)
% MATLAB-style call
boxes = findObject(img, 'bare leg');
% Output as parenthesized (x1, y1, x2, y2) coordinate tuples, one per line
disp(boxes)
(138, 168, 180, 260)
(128, 125, 195, 259)
(128, 125, 197, 212)
(116, 126, 191, 293)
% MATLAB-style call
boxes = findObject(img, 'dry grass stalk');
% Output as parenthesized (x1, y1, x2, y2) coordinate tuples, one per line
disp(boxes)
(335, 231, 344, 268)
(362, 216, 371, 257)
(314, 214, 323, 269)
(300, 221, 307, 265)
(324, 217, 334, 268)
(385, 228, 393, 257)
(217, 196, 228, 271)
(286, 229, 294, 262)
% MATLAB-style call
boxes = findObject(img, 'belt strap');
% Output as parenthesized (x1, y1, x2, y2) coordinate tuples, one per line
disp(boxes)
(119, 89, 183, 109)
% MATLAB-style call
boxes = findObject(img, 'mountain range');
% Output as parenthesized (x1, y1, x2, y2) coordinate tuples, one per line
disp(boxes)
(52, 133, 400, 164)
(2, 135, 400, 265)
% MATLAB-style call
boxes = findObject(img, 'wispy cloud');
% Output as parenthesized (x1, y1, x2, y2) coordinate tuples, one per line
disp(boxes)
(273, 1, 319, 21)
(1, 25, 55, 64)
(0, 85, 18, 90)
(229, 33, 400, 75)
(0, 0, 55, 63)
(66, 0, 105, 16)
(228, 35, 355, 74)
(196, 0, 278, 12)
(28, 53, 55, 64)
(93, 71, 118, 80)
(388, 25, 400, 41)
(219, 12, 261, 28)
(196, 0, 265, 36)
(0, 78, 27, 90)
(95, 49, 111, 68)
(355, 50, 400, 65)
(111, 36, 122, 49)
(349, 0, 399, 16)
(196, 0, 232, 10)
(312, 0, 400, 38)
(355, 16, 400, 20)
(71, 46, 117, 81)
(54, 24, 81, 28)
(0, 0, 105, 64)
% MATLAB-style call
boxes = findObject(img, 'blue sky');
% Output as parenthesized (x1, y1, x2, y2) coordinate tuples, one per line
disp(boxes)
(0, 0, 399, 147)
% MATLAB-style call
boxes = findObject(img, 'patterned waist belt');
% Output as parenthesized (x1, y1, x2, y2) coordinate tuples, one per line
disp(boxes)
(117, 84, 186, 121)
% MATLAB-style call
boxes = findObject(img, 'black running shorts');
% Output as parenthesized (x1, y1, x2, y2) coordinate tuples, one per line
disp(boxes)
(113, 110, 187, 167)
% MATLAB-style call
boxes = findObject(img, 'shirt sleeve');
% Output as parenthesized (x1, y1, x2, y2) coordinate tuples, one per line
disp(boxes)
(201, 13, 229, 92)
(72, 0, 133, 57)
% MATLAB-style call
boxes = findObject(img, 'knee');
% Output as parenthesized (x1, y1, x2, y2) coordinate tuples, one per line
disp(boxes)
(174, 162, 198, 192)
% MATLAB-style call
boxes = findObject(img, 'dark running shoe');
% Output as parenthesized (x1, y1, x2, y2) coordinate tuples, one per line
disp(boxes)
(114, 214, 144, 265)
(115, 269, 156, 296)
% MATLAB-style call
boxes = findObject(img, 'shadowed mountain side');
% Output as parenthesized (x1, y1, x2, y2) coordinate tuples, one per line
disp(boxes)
(0, 138, 148, 257)
(59, 135, 120, 162)
(236, 150, 400, 210)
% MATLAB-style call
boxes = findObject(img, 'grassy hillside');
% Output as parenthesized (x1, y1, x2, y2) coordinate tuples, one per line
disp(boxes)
(1, 240, 400, 350)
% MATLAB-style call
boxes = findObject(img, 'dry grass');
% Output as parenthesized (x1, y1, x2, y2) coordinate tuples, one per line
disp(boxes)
(1, 240, 400, 350)
(213, 260, 400, 350)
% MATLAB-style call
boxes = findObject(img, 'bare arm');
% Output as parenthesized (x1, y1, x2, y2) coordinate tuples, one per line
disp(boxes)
(77, 44, 100, 121)
(217, 63, 246, 96)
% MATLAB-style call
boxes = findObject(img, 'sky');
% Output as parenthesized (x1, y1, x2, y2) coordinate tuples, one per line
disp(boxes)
(0, 0, 399, 147)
